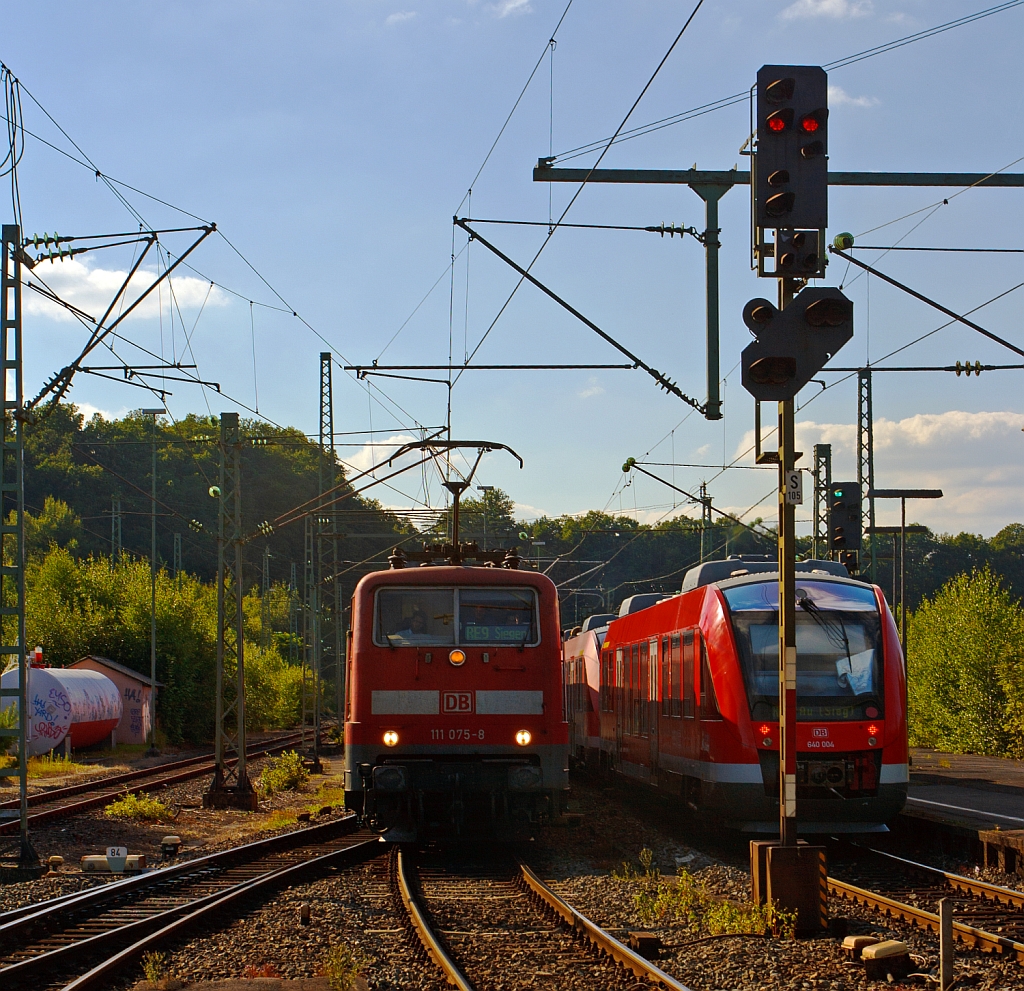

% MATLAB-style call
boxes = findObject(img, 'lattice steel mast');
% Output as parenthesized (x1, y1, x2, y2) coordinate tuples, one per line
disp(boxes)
(812, 443, 832, 560)
(204, 412, 256, 810)
(0, 225, 42, 877)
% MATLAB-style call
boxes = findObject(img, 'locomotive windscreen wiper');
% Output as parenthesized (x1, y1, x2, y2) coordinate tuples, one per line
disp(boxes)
(798, 594, 854, 689)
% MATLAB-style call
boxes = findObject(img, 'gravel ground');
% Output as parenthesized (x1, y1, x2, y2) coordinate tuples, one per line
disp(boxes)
(12, 765, 1024, 990)
(528, 777, 1024, 991)
(115, 854, 445, 991)
(415, 852, 643, 991)
(0, 754, 343, 914)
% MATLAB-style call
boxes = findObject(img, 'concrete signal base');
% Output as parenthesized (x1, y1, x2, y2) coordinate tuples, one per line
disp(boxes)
(750, 839, 828, 935)
(202, 785, 259, 811)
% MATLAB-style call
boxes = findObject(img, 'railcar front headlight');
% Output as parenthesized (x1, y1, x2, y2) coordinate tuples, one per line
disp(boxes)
(383, 730, 399, 747)
(449, 649, 466, 666)
(515, 729, 531, 747)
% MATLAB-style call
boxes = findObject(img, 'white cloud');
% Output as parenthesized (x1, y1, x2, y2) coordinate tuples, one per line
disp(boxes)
(75, 402, 130, 422)
(385, 11, 417, 26)
(695, 443, 712, 458)
(577, 376, 604, 400)
(23, 260, 226, 324)
(736, 410, 1024, 536)
(513, 501, 547, 521)
(828, 85, 879, 108)
(489, 0, 531, 17)
(344, 433, 418, 474)
(780, 0, 872, 20)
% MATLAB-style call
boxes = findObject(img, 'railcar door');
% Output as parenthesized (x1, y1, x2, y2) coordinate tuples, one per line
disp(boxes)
(614, 646, 624, 768)
(648, 637, 660, 777)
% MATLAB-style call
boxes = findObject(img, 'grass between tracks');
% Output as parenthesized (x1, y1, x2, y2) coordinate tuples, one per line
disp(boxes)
(615, 848, 797, 938)
(0, 752, 113, 778)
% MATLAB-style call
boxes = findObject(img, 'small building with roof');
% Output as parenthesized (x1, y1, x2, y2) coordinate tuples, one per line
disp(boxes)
(70, 656, 161, 747)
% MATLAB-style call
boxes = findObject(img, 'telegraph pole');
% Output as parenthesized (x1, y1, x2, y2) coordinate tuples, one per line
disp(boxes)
(111, 492, 123, 562)
(142, 408, 165, 758)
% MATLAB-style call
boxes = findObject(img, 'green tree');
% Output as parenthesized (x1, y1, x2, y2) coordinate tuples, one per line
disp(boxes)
(907, 568, 1024, 756)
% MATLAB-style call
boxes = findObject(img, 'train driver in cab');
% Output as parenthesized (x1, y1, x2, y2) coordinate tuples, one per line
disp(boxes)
(393, 606, 433, 644)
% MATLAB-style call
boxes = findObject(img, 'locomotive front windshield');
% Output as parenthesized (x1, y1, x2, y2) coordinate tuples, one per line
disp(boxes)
(722, 580, 883, 721)
(375, 587, 539, 646)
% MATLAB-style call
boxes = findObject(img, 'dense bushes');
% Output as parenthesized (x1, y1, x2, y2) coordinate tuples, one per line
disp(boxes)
(907, 568, 1024, 757)
(14, 538, 306, 744)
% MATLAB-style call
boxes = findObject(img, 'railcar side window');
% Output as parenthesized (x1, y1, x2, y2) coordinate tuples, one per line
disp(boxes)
(459, 588, 538, 645)
(376, 588, 456, 645)
(682, 632, 694, 718)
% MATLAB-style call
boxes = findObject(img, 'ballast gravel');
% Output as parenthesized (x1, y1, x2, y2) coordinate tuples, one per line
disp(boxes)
(529, 778, 1024, 991)
(113, 856, 446, 991)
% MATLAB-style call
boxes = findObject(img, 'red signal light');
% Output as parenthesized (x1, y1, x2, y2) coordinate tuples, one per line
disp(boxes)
(765, 108, 793, 133)
(867, 724, 879, 736)
(800, 115, 820, 133)
(759, 724, 771, 736)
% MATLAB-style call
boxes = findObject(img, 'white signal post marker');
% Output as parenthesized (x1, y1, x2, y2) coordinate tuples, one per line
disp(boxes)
(785, 470, 803, 505)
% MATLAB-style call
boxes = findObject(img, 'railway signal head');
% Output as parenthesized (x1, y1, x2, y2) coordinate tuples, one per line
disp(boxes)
(776, 229, 824, 278)
(829, 482, 862, 568)
(755, 65, 828, 231)
(741, 286, 853, 401)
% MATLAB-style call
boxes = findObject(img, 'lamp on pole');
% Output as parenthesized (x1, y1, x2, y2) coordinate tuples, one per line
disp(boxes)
(866, 489, 943, 654)
(142, 408, 166, 757)
(477, 485, 494, 547)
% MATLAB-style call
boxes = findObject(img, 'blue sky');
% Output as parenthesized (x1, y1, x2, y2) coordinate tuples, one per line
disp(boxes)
(4, 0, 1023, 536)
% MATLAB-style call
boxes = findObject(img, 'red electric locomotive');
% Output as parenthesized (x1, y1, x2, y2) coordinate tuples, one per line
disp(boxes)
(344, 546, 569, 842)
(563, 556, 908, 833)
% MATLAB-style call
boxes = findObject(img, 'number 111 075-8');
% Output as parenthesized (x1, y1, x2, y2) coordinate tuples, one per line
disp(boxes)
(430, 728, 485, 741)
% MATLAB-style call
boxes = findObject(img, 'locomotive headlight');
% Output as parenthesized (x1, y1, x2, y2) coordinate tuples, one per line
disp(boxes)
(449, 649, 466, 666)
(515, 729, 532, 747)
(383, 730, 399, 747)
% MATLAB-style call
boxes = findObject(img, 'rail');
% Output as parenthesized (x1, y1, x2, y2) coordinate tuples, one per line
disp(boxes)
(0, 730, 312, 835)
(0, 816, 370, 986)
(518, 860, 692, 990)
(395, 848, 474, 991)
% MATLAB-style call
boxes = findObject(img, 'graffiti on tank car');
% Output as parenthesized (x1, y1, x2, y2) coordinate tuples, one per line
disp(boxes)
(34, 719, 64, 740)
(49, 688, 71, 713)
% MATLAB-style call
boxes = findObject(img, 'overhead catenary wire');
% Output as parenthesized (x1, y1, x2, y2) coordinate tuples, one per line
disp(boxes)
(455, 0, 707, 382)
(547, 1, 1024, 164)
(2, 67, 431, 448)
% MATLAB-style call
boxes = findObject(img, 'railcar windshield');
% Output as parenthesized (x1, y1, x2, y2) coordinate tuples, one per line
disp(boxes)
(374, 587, 539, 647)
(722, 580, 883, 721)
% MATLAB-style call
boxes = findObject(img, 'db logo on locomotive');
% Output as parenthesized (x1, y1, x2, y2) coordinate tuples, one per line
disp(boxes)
(442, 691, 473, 714)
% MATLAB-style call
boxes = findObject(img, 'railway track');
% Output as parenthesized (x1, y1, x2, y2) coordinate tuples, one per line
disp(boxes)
(828, 845, 1024, 961)
(0, 814, 379, 990)
(0, 729, 312, 836)
(395, 848, 690, 990)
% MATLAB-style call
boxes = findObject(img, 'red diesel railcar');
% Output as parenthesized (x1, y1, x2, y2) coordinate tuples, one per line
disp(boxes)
(563, 556, 908, 833)
(344, 552, 569, 842)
